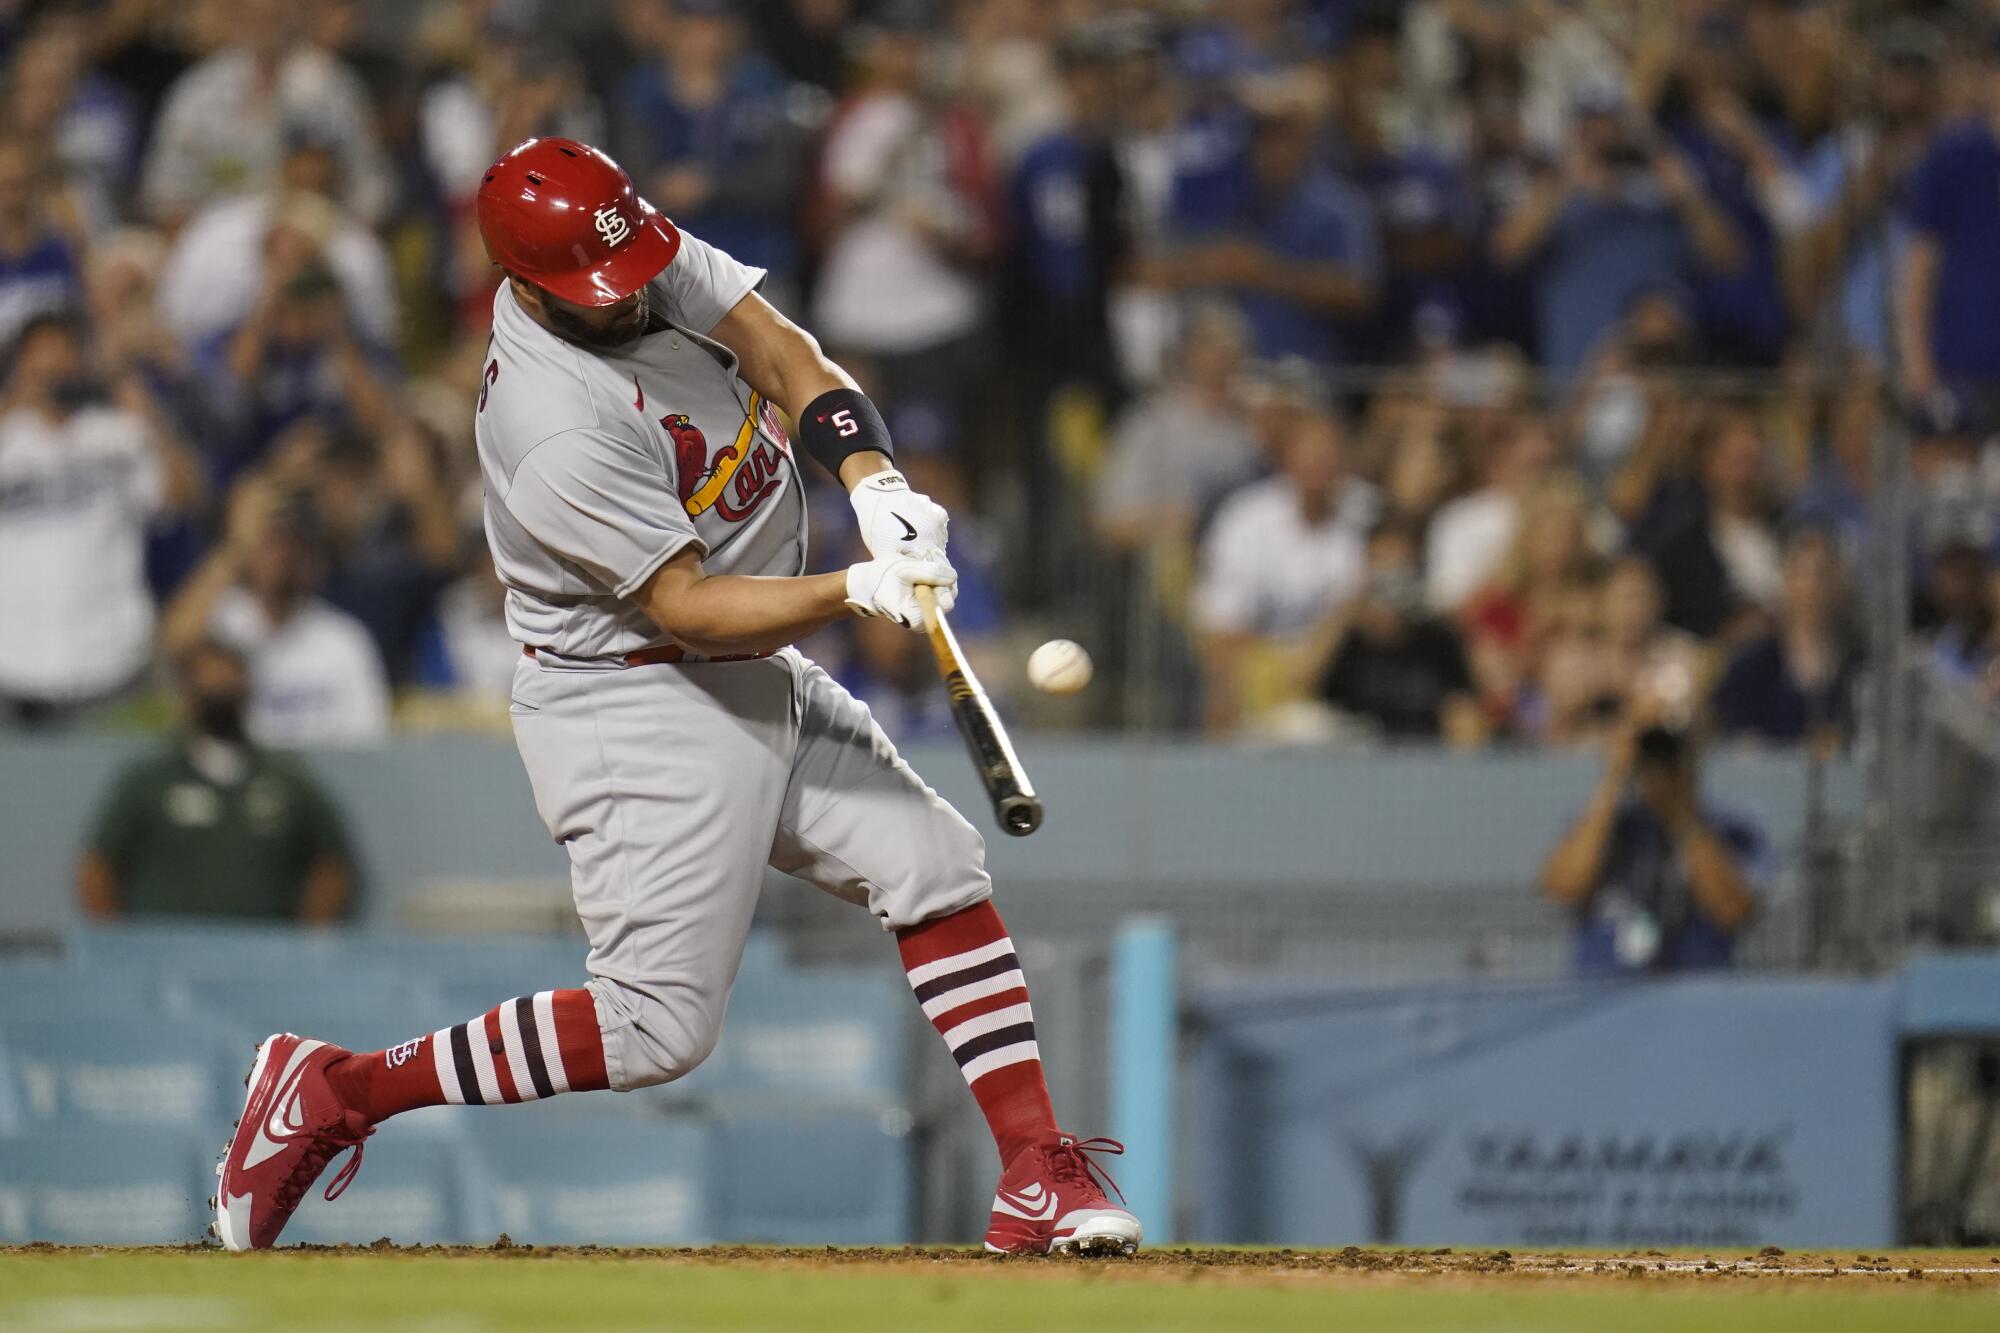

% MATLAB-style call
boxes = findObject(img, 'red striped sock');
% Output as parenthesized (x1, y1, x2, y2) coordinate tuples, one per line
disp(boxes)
(898, 901, 1057, 1165)
(327, 988, 610, 1123)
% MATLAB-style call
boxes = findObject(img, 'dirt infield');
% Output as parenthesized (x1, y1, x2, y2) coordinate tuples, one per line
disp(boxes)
(10, 1240, 2000, 1284)
(8, 1244, 1998, 1332)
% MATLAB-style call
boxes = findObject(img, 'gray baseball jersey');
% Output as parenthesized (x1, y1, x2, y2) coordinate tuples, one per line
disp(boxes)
(475, 225, 993, 1093)
(476, 229, 808, 659)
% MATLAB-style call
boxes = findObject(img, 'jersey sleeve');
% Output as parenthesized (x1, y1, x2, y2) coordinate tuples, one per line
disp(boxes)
(652, 227, 766, 334)
(505, 427, 707, 597)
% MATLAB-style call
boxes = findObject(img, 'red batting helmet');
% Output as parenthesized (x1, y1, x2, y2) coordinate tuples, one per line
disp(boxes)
(475, 138, 681, 307)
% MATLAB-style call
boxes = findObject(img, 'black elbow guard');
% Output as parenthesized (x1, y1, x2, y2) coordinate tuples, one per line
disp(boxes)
(797, 387, 892, 475)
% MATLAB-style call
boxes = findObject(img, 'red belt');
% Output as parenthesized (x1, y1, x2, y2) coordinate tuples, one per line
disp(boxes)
(523, 644, 774, 667)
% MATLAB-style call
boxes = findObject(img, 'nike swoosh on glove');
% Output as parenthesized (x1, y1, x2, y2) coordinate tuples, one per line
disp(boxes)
(850, 469, 951, 562)
(846, 553, 958, 630)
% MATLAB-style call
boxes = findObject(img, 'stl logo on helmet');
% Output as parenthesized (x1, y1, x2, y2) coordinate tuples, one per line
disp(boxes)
(594, 205, 632, 247)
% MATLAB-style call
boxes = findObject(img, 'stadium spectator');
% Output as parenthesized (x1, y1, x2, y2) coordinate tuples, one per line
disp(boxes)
(159, 475, 391, 746)
(1310, 517, 1483, 745)
(1789, 376, 1878, 563)
(1147, 93, 1380, 364)
(0, 0, 1972, 760)
(1714, 529, 1859, 748)
(1096, 304, 1256, 551)
(1425, 413, 1557, 612)
(0, 135, 85, 350)
(1596, 553, 1706, 718)
(754, 0, 864, 95)
(0, 309, 199, 727)
(1649, 23, 1792, 368)
(417, 30, 603, 335)
(140, 0, 390, 228)
(77, 637, 357, 923)
(1492, 88, 1742, 380)
(1619, 402, 1781, 638)
(263, 415, 459, 681)
(1456, 49, 1542, 354)
(1005, 21, 1137, 410)
(207, 261, 395, 479)
(1793, 23, 1943, 368)
(1541, 713, 1762, 976)
(416, 536, 516, 710)
(1195, 410, 1377, 734)
(5, 11, 141, 232)
(1897, 31, 2000, 426)
(809, 5, 997, 441)
(157, 133, 398, 352)
(613, 0, 812, 299)
(1369, 394, 1459, 529)
(1924, 539, 1997, 688)
(84, 229, 208, 432)
(1519, 554, 1701, 750)
(1563, 287, 1697, 484)
(1463, 472, 1603, 735)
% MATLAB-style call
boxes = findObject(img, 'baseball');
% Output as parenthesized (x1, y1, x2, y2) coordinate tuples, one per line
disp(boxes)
(1027, 639, 1093, 695)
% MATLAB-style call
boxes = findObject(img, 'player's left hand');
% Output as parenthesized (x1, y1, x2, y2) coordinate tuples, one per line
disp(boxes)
(850, 469, 950, 563)
(846, 552, 958, 631)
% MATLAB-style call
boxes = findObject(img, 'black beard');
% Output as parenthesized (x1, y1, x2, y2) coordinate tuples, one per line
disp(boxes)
(542, 287, 651, 350)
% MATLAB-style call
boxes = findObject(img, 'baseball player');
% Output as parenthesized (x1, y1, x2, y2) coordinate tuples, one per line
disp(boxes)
(214, 138, 1139, 1257)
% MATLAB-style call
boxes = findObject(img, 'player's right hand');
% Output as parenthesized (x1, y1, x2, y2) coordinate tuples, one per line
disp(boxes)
(846, 553, 957, 631)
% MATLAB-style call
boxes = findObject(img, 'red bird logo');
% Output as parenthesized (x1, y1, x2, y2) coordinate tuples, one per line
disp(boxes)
(663, 413, 738, 510)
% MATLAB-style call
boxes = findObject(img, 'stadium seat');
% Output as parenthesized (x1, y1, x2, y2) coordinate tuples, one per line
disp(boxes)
(166, 972, 440, 1054)
(0, 960, 154, 1027)
(69, 922, 364, 981)
(0, 1015, 236, 1130)
(708, 1110, 913, 1244)
(460, 1108, 712, 1245)
(670, 968, 907, 1108)
(0, 1127, 207, 1243)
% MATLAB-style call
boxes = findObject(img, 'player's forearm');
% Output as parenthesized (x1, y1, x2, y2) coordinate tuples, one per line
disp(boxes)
(640, 562, 853, 656)
(711, 291, 856, 426)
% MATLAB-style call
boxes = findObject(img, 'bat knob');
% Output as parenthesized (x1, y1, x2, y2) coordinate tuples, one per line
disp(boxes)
(1000, 797, 1044, 838)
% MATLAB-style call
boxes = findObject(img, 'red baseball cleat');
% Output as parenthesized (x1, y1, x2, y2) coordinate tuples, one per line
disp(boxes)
(212, 1033, 372, 1251)
(984, 1134, 1142, 1255)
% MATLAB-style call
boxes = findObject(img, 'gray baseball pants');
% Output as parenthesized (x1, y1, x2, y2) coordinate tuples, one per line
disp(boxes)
(508, 647, 992, 1091)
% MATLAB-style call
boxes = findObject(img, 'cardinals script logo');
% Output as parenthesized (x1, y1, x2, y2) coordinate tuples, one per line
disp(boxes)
(663, 393, 785, 522)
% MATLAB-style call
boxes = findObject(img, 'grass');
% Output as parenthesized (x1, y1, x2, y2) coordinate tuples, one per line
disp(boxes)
(1, 1249, 1996, 1333)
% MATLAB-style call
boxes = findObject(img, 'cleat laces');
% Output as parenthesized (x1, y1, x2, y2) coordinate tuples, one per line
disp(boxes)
(274, 1123, 373, 1210)
(1047, 1135, 1126, 1205)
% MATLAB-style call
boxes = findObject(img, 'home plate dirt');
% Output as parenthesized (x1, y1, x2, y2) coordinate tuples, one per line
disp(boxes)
(11, 1240, 2000, 1280)
(6, 1244, 1999, 1333)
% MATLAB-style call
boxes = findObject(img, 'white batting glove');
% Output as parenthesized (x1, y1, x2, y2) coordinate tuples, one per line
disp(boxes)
(846, 553, 958, 630)
(849, 470, 950, 562)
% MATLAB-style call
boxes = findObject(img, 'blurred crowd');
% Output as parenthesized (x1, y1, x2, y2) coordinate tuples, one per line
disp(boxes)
(2, 0, 1999, 753)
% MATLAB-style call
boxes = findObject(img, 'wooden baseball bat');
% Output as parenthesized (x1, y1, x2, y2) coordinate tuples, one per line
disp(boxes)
(913, 585, 1043, 837)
